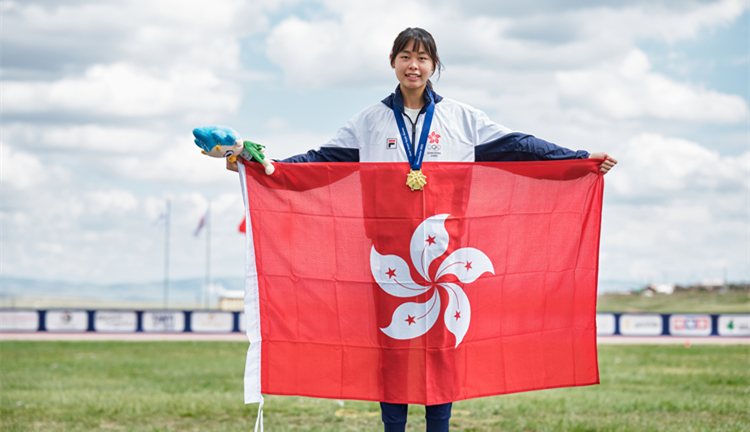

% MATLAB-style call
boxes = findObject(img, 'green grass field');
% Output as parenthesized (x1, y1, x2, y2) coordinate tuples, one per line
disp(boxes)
(596, 289, 749, 314)
(1, 341, 748, 431)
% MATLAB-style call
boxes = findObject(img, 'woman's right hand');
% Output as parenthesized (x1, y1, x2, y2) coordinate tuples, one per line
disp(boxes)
(226, 158, 239, 172)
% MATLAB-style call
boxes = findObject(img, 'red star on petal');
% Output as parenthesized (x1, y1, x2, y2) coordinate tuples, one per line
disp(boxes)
(386, 268, 396, 279)
(426, 235, 436, 246)
(465, 261, 472, 270)
(405, 315, 416, 325)
(454, 311, 461, 320)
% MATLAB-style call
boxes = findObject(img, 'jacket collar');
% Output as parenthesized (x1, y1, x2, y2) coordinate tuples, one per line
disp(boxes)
(381, 85, 443, 113)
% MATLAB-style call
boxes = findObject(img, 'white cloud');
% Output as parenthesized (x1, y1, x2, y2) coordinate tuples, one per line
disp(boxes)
(266, 117, 291, 131)
(105, 144, 242, 184)
(252, 131, 342, 161)
(596, 131, 749, 284)
(264, 0, 748, 90)
(607, 133, 750, 197)
(3, 123, 174, 154)
(3, 63, 241, 119)
(85, 190, 139, 215)
(557, 50, 749, 123)
(1, 0, 270, 74)
(266, 15, 400, 88)
(600, 200, 749, 283)
(628, 0, 747, 42)
(0, 144, 47, 190)
(2, 179, 247, 283)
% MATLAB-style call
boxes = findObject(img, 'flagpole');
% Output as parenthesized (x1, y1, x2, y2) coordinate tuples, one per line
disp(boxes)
(204, 202, 211, 310)
(164, 199, 170, 309)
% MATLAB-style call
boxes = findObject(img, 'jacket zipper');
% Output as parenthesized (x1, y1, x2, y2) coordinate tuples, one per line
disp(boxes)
(399, 105, 421, 151)
(411, 121, 417, 150)
(400, 109, 419, 148)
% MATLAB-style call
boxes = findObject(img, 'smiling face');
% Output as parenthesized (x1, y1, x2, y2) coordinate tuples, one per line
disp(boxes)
(391, 40, 434, 93)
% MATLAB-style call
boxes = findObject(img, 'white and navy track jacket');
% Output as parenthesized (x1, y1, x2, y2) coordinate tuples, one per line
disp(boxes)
(282, 86, 589, 163)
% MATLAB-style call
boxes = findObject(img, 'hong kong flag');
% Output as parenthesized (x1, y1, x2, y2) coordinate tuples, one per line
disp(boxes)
(239, 160, 603, 405)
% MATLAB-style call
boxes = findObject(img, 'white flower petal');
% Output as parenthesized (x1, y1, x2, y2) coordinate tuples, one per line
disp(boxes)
(410, 214, 450, 281)
(436, 247, 494, 283)
(371, 246, 430, 298)
(380, 291, 441, 340)
(441, 283, 471, 347)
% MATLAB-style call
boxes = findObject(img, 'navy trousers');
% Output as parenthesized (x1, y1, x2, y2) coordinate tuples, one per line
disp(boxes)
(380, 402, 452, 432)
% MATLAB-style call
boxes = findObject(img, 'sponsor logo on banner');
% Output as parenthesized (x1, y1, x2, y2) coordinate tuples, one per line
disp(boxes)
(239, 312, 246, 332)
(718, 315, 750, 336)
(669, 314, 712, 336)
(619, 313, 663, 336)
(46, 310, 88, 332)
(94, 311, 137, 332)
(142, 311, 185, 333)
(596, 313, 616, 335)
(0, 310, 39, 332)
(191, 311, 233, 333)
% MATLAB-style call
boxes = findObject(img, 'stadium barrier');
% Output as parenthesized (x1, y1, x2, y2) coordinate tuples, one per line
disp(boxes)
(595, 313, 749, 337)
(0, 310, 748, 336)
(0, 310, 246, 333)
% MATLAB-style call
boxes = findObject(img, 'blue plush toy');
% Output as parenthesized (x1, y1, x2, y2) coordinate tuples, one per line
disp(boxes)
(193, 125, 275, 175)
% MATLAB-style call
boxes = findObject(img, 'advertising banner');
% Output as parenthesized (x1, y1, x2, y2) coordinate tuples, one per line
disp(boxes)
(46, 310, 88, 332)
(718, 315, 750, 336)
(142, 311, 185, 333)
(239, 312, 246, 332)
(0, 310, 39, 332)
(669, 314, 712, 336)
(619, 314, 663, 336)
(94, 311, 137, 332)
(596, 313, 616, 335)
(191, 311, 233, 333)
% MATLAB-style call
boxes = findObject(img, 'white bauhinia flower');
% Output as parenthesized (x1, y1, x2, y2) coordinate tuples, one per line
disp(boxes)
(370, 214, 494, 347)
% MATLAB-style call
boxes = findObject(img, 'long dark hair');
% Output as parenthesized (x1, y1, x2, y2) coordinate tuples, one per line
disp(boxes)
(390, 27, 444, 91)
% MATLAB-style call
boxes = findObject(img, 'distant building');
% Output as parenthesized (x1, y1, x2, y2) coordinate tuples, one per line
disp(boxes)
(641, 283, 675, 296)
(652, 283, 675, 295)
(218, 290, 244, 311)
(699, 279, 725, 289)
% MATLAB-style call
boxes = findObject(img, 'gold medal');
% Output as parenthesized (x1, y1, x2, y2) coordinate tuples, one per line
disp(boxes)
(406, 169, 427, 191)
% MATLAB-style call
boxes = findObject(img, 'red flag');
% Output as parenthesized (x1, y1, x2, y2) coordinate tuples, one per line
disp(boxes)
(194, 213, 207, 237)
(239, 217, 246, 234)
(240, 160, 603, 405)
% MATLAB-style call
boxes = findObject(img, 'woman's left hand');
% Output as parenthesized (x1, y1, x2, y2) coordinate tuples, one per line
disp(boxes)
(589, 152, 618, 174)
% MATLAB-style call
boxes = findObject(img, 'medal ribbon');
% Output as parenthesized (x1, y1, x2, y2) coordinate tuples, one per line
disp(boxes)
(392, 88, 435, 171)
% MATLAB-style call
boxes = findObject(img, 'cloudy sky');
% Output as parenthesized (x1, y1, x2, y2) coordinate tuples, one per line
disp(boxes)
(2, 0, 748, 290)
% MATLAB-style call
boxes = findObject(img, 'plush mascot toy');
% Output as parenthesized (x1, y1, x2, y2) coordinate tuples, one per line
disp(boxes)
(193, 125, 275, 175)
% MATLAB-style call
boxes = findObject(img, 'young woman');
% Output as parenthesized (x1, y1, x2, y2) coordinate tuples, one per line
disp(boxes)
(228, 28, 616, 173)
(227, 27, 616, 432)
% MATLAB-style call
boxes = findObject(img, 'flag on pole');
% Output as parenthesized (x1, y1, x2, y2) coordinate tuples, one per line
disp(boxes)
(194, 210, 208, 237)
(239, 160, 604, 405)
(154, 212, 167, 228)
(239, 217, 246, 234)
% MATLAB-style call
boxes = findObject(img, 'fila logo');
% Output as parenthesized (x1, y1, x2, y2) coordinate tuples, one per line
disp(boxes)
(387, 138, 397, 149)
